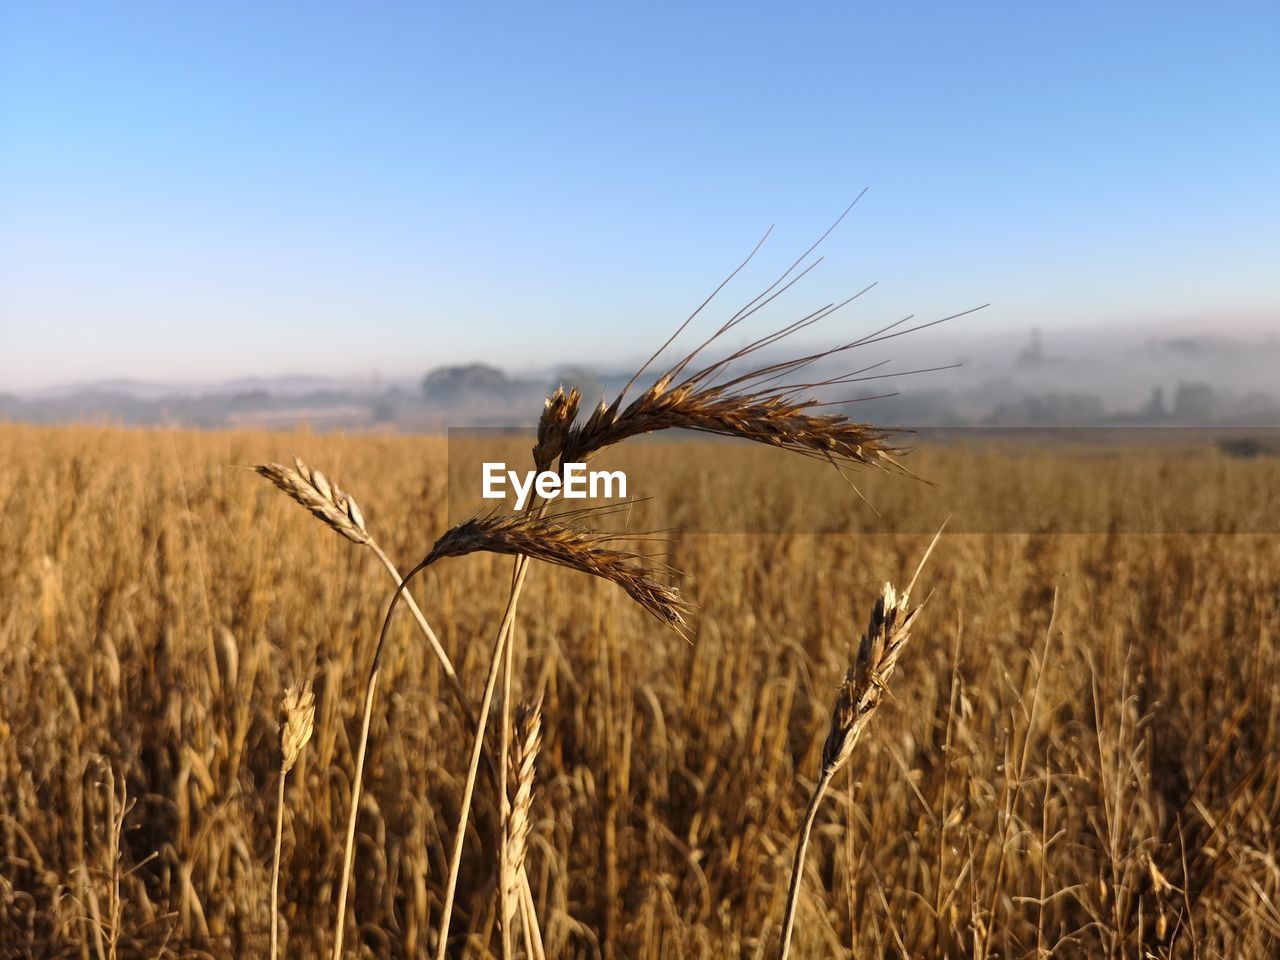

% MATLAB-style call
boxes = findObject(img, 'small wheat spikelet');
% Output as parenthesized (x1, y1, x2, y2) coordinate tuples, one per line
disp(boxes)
(533, 386, 582, 472)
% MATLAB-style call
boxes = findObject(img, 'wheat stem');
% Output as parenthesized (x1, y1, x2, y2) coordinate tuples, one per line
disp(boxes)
(497, 587, 516, 960)
(520, 870, 547, 960)
(270, 769, 287, 960)
(367, 541, 474, 729)
(334, 544, 545, 960)
(271, 683, 313, 959)
(332, 659, 382, 960)
(434, 554, 531, 960)
(778, 769, 835, 960)
(375, 545, 546, 959)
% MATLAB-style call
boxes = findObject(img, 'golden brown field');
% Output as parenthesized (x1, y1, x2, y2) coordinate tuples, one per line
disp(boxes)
(2, 423, 1278, 958)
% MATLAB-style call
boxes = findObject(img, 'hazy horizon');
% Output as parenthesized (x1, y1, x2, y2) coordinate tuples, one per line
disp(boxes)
(6, 311, 1276, 397)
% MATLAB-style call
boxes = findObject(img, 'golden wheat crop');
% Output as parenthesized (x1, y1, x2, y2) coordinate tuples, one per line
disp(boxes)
(1, 422, 1278, 958)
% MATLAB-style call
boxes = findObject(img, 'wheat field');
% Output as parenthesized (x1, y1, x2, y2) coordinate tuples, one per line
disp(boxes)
(1, 422, 1278, 958)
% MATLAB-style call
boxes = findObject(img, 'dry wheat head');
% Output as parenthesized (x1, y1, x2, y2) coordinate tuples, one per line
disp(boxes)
(280, 681, 316, 774)
(533, 386, 582, 472)
(423, 512, 690, 633)
(821, 582, 922, 777)
(562, 375, 903, 470)
(256, 459, 370, 544)
(503, 697, 543, 930)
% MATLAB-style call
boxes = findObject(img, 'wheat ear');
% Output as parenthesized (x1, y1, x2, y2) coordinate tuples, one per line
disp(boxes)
(777, 582, 924, 960)
(257, 461, 472, 711)
(505, 699, 542, 932)
(532, 386, 581, 472)
(425, 511, 690, 633)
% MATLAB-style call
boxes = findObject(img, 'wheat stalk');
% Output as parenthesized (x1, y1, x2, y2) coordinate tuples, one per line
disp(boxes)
(256, 459, 547, 960)
(470, 383, 577, 960)
(417, 507, 684, 958)
(777, 581, 925, 960)
(431, 552, 533, 960)
(271, 682, 314, 960)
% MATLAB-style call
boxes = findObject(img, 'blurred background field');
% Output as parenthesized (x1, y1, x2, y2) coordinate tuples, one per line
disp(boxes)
(1, 424, 1278, 958)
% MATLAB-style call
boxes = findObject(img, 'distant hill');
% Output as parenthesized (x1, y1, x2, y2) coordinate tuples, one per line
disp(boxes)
(5, 327, 1279, 431)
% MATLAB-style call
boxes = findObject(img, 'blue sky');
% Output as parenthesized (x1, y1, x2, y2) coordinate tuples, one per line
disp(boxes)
(2, 2, 1277, 390)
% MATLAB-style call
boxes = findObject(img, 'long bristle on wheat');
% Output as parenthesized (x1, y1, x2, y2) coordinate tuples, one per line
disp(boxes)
(256, 459, 369, 544)
(555, 254, 986, 472)
(423, 512, 690, 633)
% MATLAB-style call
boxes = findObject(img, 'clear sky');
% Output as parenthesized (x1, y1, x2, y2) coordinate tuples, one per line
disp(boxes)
(2, 2, 1277, 391)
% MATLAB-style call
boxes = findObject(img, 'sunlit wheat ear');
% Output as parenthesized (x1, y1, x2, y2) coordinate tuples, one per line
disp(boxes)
(778, 581, 925, 960)
(503, 697, 542, 935)
(423, 513, 691, 633)
(562, 376, 906, 472)
(533, 386, 581, 472)
(280, 682, 316, 774)
(256, 460, 369, 544)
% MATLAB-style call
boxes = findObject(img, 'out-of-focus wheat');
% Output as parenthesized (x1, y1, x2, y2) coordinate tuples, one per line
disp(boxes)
(6, 424, 1280, 958)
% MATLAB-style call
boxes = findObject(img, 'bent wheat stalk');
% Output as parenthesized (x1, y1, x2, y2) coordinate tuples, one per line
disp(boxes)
(412, 505, 687, 960)
(256, 461, 470, 721)
(777, 581, 925, 960)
